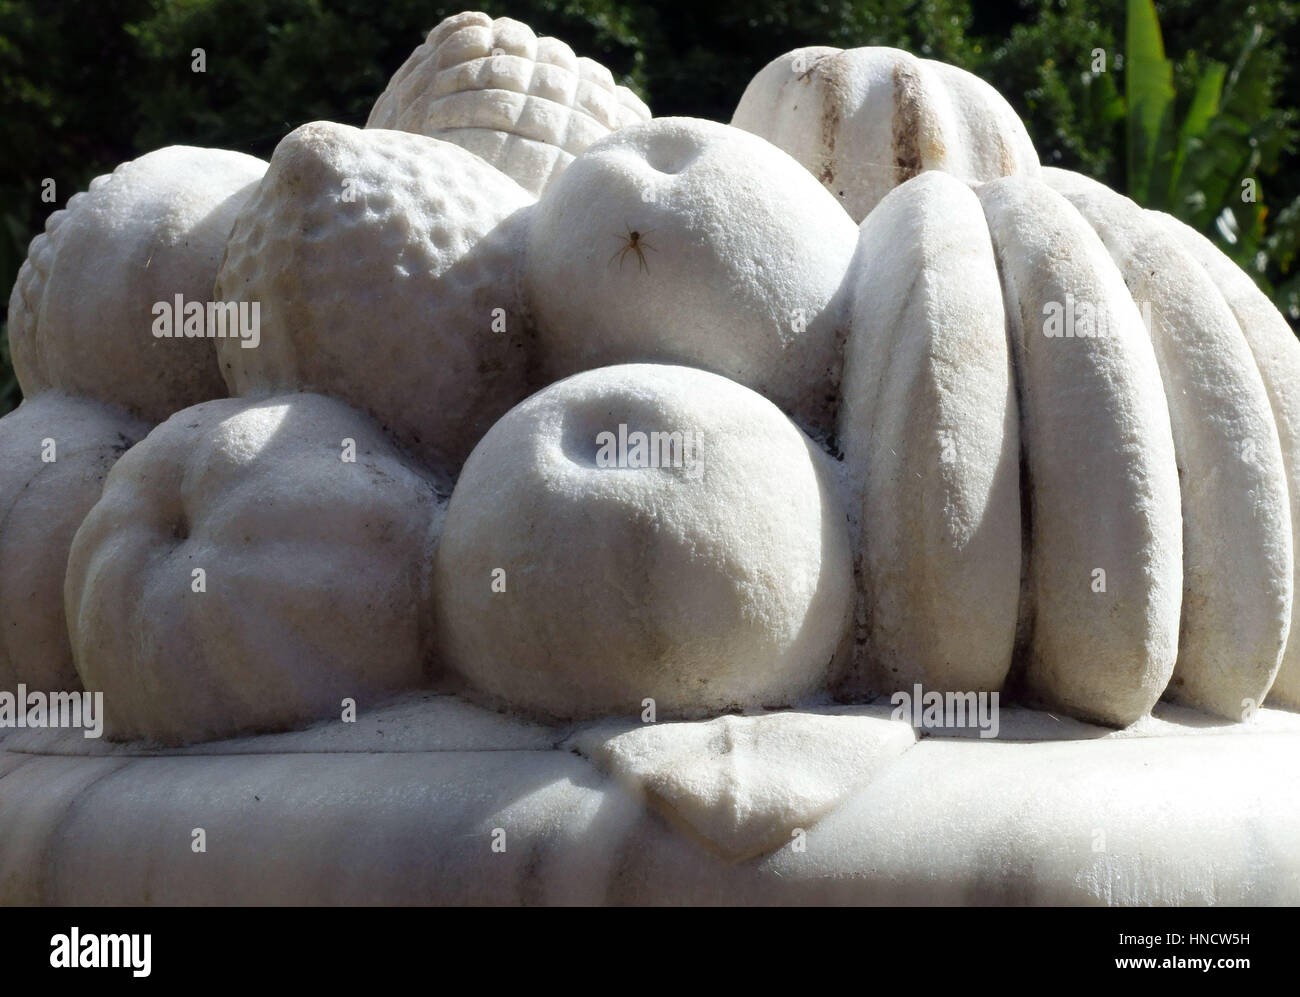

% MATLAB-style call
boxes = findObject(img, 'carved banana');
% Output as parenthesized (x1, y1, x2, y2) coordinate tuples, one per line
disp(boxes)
(978, 175, 1182, 726)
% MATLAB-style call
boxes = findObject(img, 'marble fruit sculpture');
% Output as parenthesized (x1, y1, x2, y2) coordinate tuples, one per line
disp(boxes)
(5, 12, 1300, 756)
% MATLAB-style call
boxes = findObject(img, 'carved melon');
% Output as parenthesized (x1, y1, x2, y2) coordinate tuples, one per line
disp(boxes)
(732, 46, 1039, 222)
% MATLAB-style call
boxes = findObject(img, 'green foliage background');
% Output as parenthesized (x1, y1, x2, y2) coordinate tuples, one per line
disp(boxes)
(2, 0, 1297, 416)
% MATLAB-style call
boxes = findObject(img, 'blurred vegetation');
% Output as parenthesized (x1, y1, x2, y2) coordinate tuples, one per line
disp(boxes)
(1, 0, 1297, 415)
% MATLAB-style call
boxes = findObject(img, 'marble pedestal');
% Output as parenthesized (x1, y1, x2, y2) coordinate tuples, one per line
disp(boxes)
(1, 693, 1296, 905)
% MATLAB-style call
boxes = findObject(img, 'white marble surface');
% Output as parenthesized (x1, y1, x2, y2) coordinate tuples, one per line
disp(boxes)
(1047, 167, 1292, 719)
(837, 172, 1019, 698)
(2, 695, 1297, 905)
(732, 46, 1039, 222)
(978, 176, 1183, 726)
(367, 12, 650, 196)
(5, 12, 1300, 907)
(65, 394, 443, 745)
(214, 121, 536, 472)
(8, 146, 266, 422)
(524, 116, 858, 439)
(434, 364, 854, 722)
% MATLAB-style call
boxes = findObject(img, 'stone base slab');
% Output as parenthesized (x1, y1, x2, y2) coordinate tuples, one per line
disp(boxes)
(1, 694, 1297, 905)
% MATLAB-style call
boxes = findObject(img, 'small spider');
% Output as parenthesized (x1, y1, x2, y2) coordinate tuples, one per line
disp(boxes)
(609, 225, 656, 273)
